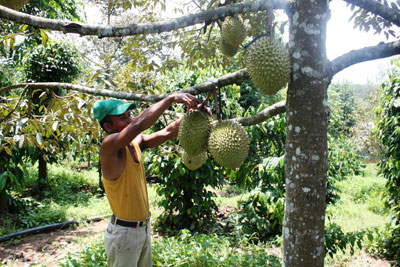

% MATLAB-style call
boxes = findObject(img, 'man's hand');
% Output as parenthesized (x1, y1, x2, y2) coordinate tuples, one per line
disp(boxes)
(169, 93, 201, 109)
(169, 93, 212, 116)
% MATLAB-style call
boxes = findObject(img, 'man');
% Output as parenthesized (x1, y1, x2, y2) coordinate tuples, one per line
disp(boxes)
(93, 93, 204, 267)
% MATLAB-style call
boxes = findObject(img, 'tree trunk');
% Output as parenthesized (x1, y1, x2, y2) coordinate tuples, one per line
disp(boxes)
(0, 190, 9, 214)
(283, 0, 330, 266)
(38, 153, 48, 190)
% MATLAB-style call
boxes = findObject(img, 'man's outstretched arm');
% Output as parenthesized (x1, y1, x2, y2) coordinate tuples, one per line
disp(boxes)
(136, 103, 213, 150)
(102, 93, 200, 154)
(135, 118, 182, 150)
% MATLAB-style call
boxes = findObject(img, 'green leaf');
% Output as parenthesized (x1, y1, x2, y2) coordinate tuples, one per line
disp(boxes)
(21, 24, 29, 32)
(9, 37, 15, 49)
(36, 132, 43, 146)
(0, 171, 8, 192)
(40, 29, 48, 46)
(4, 146, 12, 156)
(123, 0, 132, 9)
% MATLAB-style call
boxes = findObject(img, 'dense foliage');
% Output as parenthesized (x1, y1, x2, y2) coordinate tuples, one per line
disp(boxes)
(0, 0, 87, 213)
(24, 42, 81, 83)
(59, 229, 281, 267)
(0, 164, 104, 235)
(375, 59, 400, 264)
(238, 155, 285, 241)
(146, 149, 225, 232)
(0, 161, 387, 265)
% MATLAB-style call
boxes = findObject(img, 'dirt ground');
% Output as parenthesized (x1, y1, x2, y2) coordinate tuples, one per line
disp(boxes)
(0, 219, 394, 267)
(0, 220, 108, 267)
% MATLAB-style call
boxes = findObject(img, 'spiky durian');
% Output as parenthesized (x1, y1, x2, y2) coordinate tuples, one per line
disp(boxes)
(221, 17, 246, 47)
(219, 38, 239, 57)
(182, 150, 208, 170)
(208, 120, 249, 169)
(178, 110, 211, 155)
(246, 36, 290, 95)
(0, 0, 29, 10)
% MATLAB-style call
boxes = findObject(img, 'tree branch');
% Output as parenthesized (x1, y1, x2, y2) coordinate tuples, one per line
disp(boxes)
(233, 100, 286, 126)
(342, 0, 400, 27)
(329, 40, 400, 78)
(0, 69, 286, 125)
(161, 101, 287, 126)
(0, 0, 287, 37)
(0, 69, 250, 102)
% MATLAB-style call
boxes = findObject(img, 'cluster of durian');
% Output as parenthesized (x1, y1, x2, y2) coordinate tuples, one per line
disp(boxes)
(246, 36, 290, 95)
(178, 110, 211, 170)
(0, 0, 30, 10)
(219, 16, 246, 57)
(178, 110, 249, 170)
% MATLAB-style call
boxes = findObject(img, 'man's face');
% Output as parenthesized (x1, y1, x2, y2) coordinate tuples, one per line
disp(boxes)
(105, 110, 133, 134)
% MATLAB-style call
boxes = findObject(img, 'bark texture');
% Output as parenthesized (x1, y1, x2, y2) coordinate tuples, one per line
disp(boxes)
(283, 0, 330, 266)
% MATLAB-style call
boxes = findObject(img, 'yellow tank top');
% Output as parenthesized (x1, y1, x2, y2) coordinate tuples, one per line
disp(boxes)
(102, 141, 149, 221)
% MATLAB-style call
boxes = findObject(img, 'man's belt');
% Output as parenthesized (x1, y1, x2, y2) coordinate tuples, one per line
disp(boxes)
(111, 214, 150, 228)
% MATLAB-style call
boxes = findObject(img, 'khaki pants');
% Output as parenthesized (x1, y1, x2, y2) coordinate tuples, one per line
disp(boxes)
(104, 220, 152, 267)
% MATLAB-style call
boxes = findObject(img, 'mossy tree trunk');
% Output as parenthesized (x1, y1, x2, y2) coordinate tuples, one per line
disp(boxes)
(282, 0, 330, 266)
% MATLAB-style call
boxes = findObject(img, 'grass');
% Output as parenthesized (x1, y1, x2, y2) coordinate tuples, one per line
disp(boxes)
(324, 163, 392, 266)
(326, 163, 389, 232)
(211, 184, 252, 208)
(1, 162, 393, 266)
(1, 163, 110, 235)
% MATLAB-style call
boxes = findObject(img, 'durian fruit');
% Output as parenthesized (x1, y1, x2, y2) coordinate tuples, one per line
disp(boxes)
(221, 17, 246, 47)
(182, 150, 208, 170)
(246, 36, 290, 95)
(219, 38, 239, 57)
(0, 0, 30, 10)
(208, 120, 249, 169)
(178, 110, 211, 155)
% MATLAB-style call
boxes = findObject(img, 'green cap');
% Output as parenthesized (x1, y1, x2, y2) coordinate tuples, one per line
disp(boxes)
(93, 99, 135, 123)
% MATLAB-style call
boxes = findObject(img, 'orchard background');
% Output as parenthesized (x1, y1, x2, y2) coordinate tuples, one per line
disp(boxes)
(0, 0, 400, 266)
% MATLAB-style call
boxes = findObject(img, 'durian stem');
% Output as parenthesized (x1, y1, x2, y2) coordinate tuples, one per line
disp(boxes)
(202, 91, 213, 107)
(198, 91, 213, 114)
(266, 8, 274, 37)
(243, 34, 266, 50)
(213, 90, 222, 122)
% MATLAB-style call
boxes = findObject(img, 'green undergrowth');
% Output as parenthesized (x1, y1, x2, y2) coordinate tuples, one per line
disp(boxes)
(59, 230, 281, 267)
(1, 163, 111, 235)
(324, 163, 392, 266)
(1, 162, 392, 266)
(326, 163, 389, 232)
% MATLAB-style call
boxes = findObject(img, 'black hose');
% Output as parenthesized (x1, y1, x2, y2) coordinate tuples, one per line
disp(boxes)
(0, 214, 112, 243)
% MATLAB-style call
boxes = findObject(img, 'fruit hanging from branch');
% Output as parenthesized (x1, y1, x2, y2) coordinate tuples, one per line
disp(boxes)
(246, 36, 290, 95)
(182, 150, 208, 170)
(208, 120, 249, 169)
(221, 16, 247, 46)
(178, 110, 212, 156)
